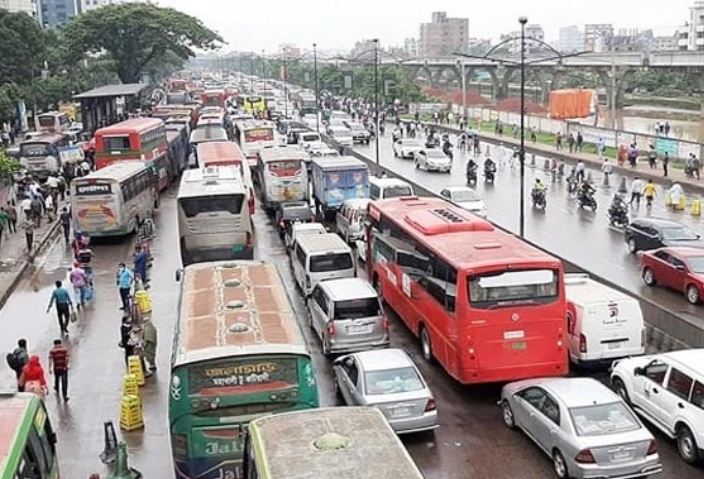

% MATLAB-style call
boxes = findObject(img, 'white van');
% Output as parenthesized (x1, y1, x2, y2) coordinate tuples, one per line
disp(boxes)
(369, 177, 414, 201)
(292, 233, 355, 296)
(565, 273, 646, 365)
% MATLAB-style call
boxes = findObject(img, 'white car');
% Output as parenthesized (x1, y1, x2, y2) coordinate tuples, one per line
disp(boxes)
(610, 349, 704, 464)
(393, 139, 424, 159)
(414, 149, 452, 173)
(439, 186, 487, 217)
(326, 126, 353, 147)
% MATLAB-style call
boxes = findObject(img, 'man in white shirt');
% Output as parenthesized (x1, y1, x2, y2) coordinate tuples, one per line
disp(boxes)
(20, 197, 32, 218)
(629, 176, 643, 206)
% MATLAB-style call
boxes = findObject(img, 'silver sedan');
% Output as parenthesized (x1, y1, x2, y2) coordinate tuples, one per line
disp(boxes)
(500, 377, 662, 479)
(333, 348, 438, 435)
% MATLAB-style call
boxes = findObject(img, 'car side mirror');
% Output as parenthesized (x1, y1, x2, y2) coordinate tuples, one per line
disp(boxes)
(634, 367, 644, 376)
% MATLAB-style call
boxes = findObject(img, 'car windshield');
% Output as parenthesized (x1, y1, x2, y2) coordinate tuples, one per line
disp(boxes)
(282, 207, 313, 220)
(688, 256, 704, 273)
(452, 190, 480, 202)
(569, 402, 640, 436)
(426, 151, 447, 159)
(364, 367, 424, 395)
(310, 253, 353, 272)
(468, 269, 559, 309)
(383, 185, 413, 198)
(662, 226, 698, 241)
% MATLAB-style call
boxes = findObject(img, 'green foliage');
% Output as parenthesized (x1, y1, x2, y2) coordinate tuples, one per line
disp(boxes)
(0, 149, 21, 182)
(63, 4, 223, 83)
(0, 10, 46, 85)
(630, 71, 688, 97)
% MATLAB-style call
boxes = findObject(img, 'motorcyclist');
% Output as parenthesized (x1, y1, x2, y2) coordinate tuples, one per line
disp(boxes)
(578, 181, 596, 205)
(484, 157, 496, 181)
(466, 158, 478, 183)
(609, 193, 629, 225)
(532, 178, 546, 205)
(442, 138, 453, 157)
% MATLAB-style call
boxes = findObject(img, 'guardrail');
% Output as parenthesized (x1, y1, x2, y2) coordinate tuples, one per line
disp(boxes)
(330, 139, 698, 351)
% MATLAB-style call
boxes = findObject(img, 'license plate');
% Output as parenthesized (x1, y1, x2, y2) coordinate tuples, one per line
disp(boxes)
(391, 407, 410, 418)
(607, 342, 622, 350)
(511, 341, 527, 350)
(611, 451, 632, 462)
(231, 245, 244, 253)
(347, 325, 371, 335)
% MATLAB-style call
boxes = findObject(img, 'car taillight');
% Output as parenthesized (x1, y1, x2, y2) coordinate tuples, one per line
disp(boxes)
(327, 322, 335, 336)
(579, 334, 587, 353)
(424, 398, 437, 412)
(647, 440, 658, 456)
(575, 449, 595, 464)
(246, 231, 253, 249)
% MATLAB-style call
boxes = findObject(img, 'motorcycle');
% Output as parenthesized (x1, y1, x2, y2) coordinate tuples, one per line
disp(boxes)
(608, 202, 629, 227)
(567, 175, 579, 197)
(484, 165, 496, 184)
(532, 188, 547, 210)
(466, 166, 478, 186)
(578, 189, 598, 211)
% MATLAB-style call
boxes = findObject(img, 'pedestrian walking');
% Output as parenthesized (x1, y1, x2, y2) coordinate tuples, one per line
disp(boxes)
(662, 152, 669, 177)
(555, 132, 563, 150)
(629, 177, 643, 206)
(31, 196, 43, 227)
(694, 155, 701, 180)
(597, 137, 606, 158)
(117, 263, 134, 311)
(5, 338, 29, 391)
(576, 131, 583, 152)
(47, 280, 73, 335)
(143, 316, 158, 372)
(6, 203, 17, 233)
(575, 160, 586, 183)
(48, 338, 69, 401)
(647, 145, 657, 169)
(22, 216, 34, 253)
(643, 179, 657, 208)
(0, 208, 7, 248)
(119, 315, 135, 365)
(567, 133, 575, 153)
(60, 207, 71, 242)
(134, 245, 149, 284)
(44, 194, 54, 221)
(69, 262, 88, 310)
(19, 355, 48, 400)
(601, 159, 612, 187)
(664, 121, 671, 137)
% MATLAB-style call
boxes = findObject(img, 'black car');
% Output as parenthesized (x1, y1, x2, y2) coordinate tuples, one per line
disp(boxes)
(625, 217, 704, 253)
(275, 201, 315, 239)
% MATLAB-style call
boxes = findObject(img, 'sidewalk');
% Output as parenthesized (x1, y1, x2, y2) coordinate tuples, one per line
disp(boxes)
(0, 191, 62, 309)
(410, 120, 704, 197)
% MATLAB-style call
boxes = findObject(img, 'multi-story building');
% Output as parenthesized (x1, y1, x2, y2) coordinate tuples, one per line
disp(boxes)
(350, 39, 378, 62)
(279, 44, 301, 59)
(77, 0, 144, 14)
(559, 25, 584, 53)
(677, 1, 704, 51)
(611, 28, 653, 52)
(404, 37, 418, 58)
(500, 24, 545, 54)
(419, 11, 469, 57)
(0, 0, 37, 16)
(651, 35, 678, 51)
(38, 0, 77, 26)
(584, 23, 614, 52)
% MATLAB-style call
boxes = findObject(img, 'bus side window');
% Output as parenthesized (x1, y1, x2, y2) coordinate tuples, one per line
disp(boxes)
(16, 442, 41, 479)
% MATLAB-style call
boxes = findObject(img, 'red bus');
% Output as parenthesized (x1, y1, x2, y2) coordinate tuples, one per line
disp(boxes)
(367, 197, 568, 384)
(201, 89, 227, 108)
(169, 79, 188, 92)
(196, 141, 255, 213)
(94, 118, 170, 191)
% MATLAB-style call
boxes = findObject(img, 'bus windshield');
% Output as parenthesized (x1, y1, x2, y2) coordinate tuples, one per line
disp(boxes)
(244, 128, 274, 143)
(104, 136, 131, 151)
(179, 194, 244, 217)
(468, 269, 559, 308)
(20, 143, 52, 157)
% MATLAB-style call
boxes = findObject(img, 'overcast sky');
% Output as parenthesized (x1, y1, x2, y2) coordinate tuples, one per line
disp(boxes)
(157, 0, 694, 52)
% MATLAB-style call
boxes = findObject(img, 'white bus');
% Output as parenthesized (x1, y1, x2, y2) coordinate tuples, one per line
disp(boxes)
(37, 111, 72, 134)
(237, 120, 276, 169)
(256, 147, 309, 211)
(71, 161, 155, 237)
(177, 166, 254, 265)
(243, 407, 424, 479)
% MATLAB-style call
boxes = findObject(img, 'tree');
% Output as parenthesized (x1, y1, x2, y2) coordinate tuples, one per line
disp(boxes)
(63, 4, 223, 83)
(0, 11, 46, 85)
(0, 149, 21, 184)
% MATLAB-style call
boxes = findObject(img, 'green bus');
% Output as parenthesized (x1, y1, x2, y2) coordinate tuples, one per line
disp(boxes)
(242, 407, 425, 479)
(0, 392, 59, 479)
(169, 261, 319, 479)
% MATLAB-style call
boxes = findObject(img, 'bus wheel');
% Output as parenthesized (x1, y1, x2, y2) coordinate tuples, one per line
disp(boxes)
(420, 327, 433, 363)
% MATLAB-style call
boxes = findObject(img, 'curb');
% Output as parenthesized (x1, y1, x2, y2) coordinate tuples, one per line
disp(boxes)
(0, 219, 61, 310)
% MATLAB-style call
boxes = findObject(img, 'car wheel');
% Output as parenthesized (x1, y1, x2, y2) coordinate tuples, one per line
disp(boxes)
(552, 450, 569, 479)
(642, 267, 657, 287)
(420, 326, 433, 362)
(627, 237, 638, 254)
(611, 377, 630, 405)
(415, 161, 420, 169)
(686, 285, 701, 305)
(393, 150, 398, 157)
(501, 400, 516, 429)
(677, 425, 701, 465)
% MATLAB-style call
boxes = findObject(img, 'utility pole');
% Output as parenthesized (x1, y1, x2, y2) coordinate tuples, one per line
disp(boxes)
(283, 48, 288, 119)
(373, 38, 380, 170)
(313, 43, 319, 133)
(250, 52, 254, 93)
(519, 16, 527, 238)
(611, 52, 617, 130)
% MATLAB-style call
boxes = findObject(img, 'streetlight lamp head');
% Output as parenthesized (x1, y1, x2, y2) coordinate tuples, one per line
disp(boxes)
(518, 16, 528, 25)
(372, 38, 379, 43)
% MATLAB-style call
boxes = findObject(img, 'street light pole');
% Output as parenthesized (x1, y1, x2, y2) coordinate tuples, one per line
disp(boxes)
(373, 38, 380, 170)
(313, 43, 320, 133)
(250, 52, 254, 92)
(261, 50, 266, 79)
(519, 16, 527, 238)
(459, 61, 466, 119)
(283, 49, 288, 119)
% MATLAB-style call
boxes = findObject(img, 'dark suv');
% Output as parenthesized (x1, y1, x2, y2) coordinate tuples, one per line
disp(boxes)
(625, 217, 704, 253)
